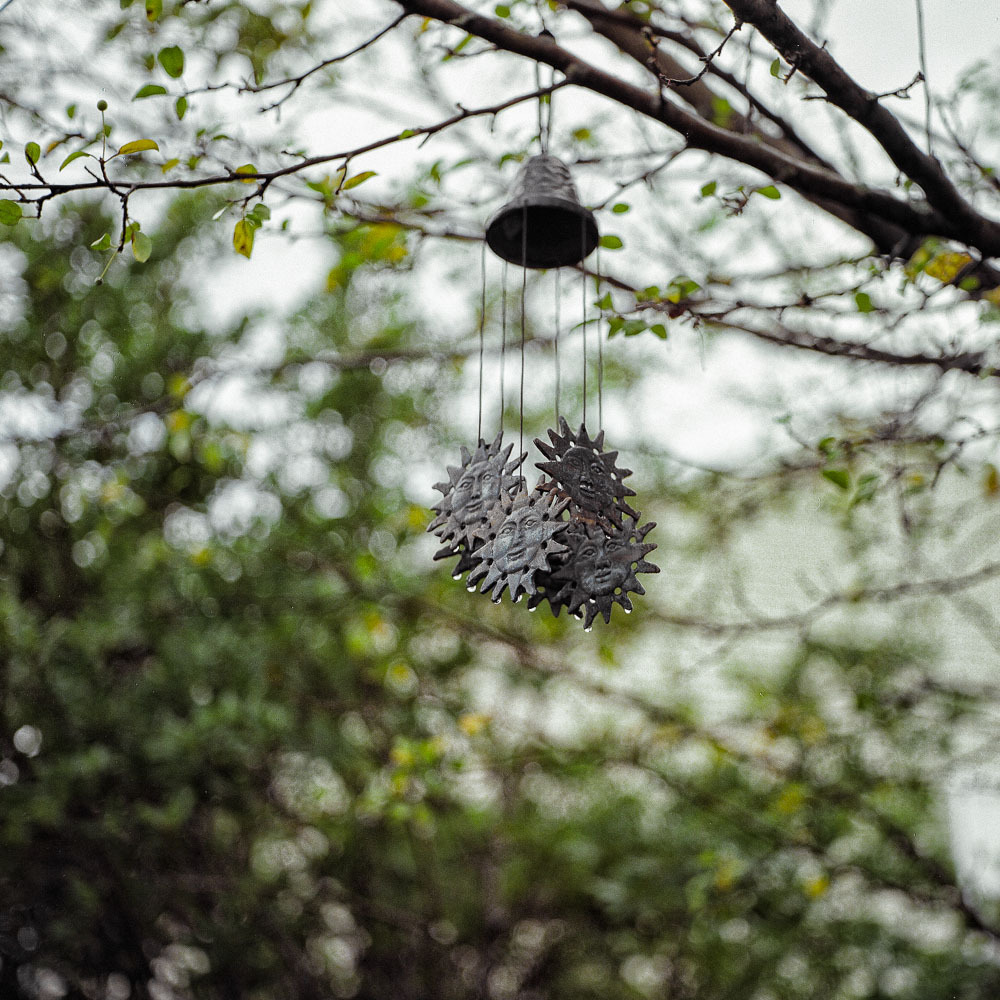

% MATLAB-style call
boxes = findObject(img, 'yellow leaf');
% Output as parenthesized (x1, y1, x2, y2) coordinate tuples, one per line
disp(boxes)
(167, 410, 192, 432)
(985, 463, 999, 497)
(776, 784, 805, 814)
(925, 251, 972, 283)
(117, 138, 160, 155)
(161, 158, 180, 174)
(232, 219, 254, 258)
(804, 875, 829, 898)
(343, 170, 377, 190)
(234, 163, 258, 184)
(458, 713, 490, 736)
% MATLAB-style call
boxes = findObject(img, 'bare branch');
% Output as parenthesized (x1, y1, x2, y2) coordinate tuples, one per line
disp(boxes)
(719, 0, 1000, 255)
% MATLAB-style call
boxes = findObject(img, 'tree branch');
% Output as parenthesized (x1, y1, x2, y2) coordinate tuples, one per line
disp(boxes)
(393, 0, 1000, 260)
(719, 0, 1000, 256)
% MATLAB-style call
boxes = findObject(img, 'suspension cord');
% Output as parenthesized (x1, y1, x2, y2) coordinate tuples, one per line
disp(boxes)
(554, 268, 561, 425)
(477, 239, 486, 442)
(597, 245, 604, 433)
(520, 205, 528, 462)
(500, 260, 508, 434)
(581, 217, 588, 429)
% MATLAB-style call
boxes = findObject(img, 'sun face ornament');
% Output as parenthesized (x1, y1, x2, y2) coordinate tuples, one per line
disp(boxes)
(548, 516, 659, 629)
(428, 433, 525, 578)
(467, 482, 569, 604)
(534, 418, 638, 530)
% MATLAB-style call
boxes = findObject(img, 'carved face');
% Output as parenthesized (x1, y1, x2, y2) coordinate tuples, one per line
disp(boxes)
(573, 534, 631, 595)
(491, 505, 546, 574)
(560, 446, 613, 509)
(452, 461, 502, 524)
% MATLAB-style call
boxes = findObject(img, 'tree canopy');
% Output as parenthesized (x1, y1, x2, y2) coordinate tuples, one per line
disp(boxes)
(2, 2, 1000, 999)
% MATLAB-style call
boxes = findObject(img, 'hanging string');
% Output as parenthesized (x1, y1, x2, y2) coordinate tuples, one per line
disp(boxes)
(534, 33, 555, 154)
(520, 205, 528, 462)
(477, 238, 486, 443)
(500, 260, 508, 433)
(596, 244, 604, 433)
(554, 268, 561, 425)
(581, 216, 588, 430)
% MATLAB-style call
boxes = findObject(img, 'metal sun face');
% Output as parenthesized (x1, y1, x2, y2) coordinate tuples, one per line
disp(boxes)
(572, 533, 632, 596)
(534, 419, 638, 529)
(452, 460, 503, 526)
(467, 481, 569, 603)
(558, 446, 615, 510)
(429, 433, 525, 550)
(491, 504, 547, 575)
(551, 517, 660, 628)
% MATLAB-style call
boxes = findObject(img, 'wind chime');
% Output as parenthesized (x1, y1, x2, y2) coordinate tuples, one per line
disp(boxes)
(428, 102, 659, 630)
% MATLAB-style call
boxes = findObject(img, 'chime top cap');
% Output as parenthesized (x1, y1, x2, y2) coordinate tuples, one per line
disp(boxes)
(485, 154, 599, 269)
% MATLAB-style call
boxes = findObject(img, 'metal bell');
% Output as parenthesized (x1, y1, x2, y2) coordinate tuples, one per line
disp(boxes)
(485, 155, 599, 269)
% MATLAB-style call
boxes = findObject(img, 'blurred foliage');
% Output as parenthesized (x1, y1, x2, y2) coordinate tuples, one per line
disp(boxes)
(1, 198, 999, 1000)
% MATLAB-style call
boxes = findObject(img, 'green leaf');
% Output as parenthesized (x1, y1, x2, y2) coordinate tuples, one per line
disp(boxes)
(133, 84, 168, 100)
(90, 232, 112, 250)
(158, 46, 185, 78)
(398, 129, 417, 140)
(822, 469, 851, 490)
(599, 235, 623, 250)
(854, 291, 874, 313)
(24, 142, 40, 165)
(175, 96, 188, 120)
(0, 200, 23, 225)
(131, 231, 153, 263)
(650, 323, 668, 339)
(852, 473, 879, 505)
(145, 0, 162, 20)
(233, 219, 255, 258)
(495, 3, 510, 15)
(700, 180, 717, 197)
(66, 103, 77, 119)
(755, 185, 781, 200)
(59, 150, 91, 171)
(343, 170, 377, 190)
(118, 138, 159, 155)
(770, 57, 781, 77)
(666, 276, 701, 303)
(611, 202, 630, 214)
(249, 203, 271, 222)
